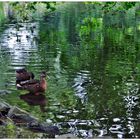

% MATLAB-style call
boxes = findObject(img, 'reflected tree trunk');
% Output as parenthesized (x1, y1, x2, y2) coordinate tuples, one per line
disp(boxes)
(3, 3, 13, 19)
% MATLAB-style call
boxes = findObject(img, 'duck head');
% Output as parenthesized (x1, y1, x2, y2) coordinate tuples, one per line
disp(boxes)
(16, 68, 27, 73)
(40, 71, 46, 78)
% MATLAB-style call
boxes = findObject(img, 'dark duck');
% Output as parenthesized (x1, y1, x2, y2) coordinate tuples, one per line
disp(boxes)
(16, 68, 34, 84)
(16, 71, 47, 95)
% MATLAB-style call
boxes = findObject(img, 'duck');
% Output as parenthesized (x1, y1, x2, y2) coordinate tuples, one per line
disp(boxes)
(17, 71, 47, 95)
(16, 68, 35, 84)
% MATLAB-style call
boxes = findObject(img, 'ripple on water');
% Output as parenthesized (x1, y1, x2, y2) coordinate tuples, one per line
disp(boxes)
(72, 70, 91, 104)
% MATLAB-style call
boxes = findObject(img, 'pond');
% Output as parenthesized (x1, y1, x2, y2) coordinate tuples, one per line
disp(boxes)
(0, 2, 140, 138)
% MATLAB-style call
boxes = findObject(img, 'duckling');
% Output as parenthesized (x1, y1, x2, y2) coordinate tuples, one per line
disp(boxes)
(17, 71, 47, 94)
(16, 68, 34, 84)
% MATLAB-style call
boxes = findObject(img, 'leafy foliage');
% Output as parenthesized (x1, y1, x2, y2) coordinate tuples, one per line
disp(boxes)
(85, 2, 137, 12)
(10, 2, 56, 21)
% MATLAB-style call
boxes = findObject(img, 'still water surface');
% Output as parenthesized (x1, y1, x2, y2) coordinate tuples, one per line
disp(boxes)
(0, 3, 140, 138)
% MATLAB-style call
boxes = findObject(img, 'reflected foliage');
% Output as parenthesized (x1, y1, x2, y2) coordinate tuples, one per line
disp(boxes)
(0, 3, 5, 24)
(37, 2, 140, 138)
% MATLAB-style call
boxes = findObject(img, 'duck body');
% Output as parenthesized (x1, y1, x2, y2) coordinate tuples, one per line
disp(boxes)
(17, 72, 47, 94)
(16, 68, 34, 84)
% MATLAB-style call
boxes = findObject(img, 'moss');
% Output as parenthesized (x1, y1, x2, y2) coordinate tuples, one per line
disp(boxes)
(0, 124, 42, 138)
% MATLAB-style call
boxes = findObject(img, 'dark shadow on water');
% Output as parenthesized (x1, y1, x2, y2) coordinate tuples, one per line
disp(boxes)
(20, 93, 47, 112)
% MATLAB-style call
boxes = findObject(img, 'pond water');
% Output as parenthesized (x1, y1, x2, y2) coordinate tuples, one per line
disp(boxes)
(0, 2, 140, 138)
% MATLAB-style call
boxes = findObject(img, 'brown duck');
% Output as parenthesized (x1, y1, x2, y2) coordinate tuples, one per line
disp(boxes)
(16, 68, 34, 84)
(17, 71, 47, 94)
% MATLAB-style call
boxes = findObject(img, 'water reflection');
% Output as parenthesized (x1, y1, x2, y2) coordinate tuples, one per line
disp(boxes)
(72, 70, 91, 104)
(0, 22, 39, 70)
(20, 93, 47, 112)
(54, 49, 62, 80)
